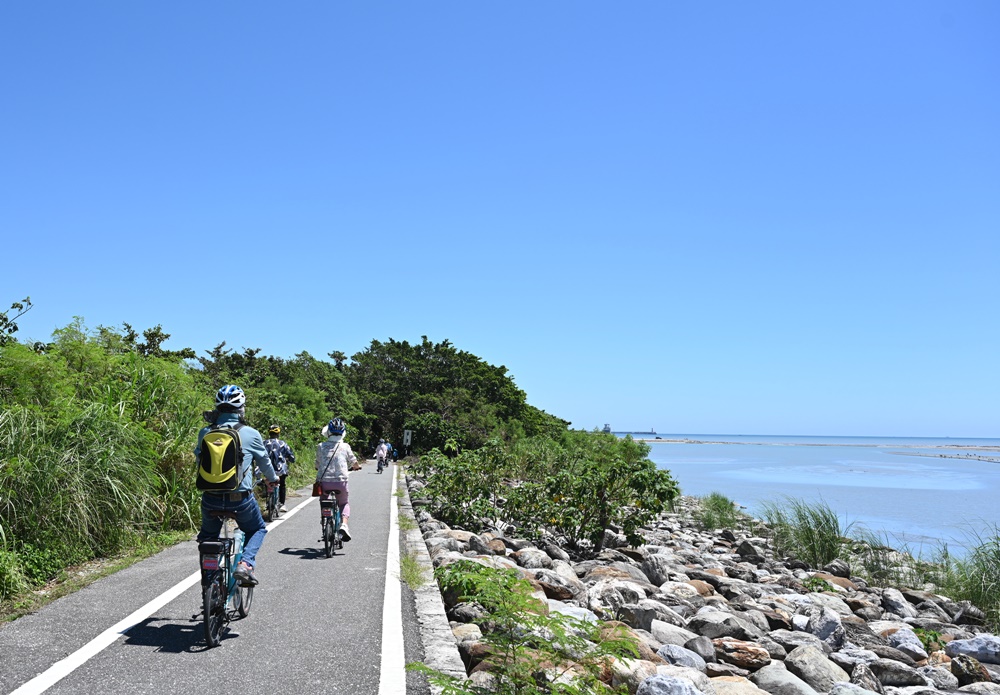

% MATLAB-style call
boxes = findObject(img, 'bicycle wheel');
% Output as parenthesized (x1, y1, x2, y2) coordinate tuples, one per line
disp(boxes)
(203, 581, 224, 647)
(334, 513, 344, 550)
(323, 518, 334, 558)
(236, 584, 253, 618)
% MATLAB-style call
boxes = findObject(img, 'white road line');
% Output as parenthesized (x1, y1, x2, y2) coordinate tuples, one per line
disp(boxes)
(10, 494, 316, 695)
(378, 471, 406, 694)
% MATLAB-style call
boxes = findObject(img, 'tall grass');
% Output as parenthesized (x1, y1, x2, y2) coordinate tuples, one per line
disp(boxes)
(759, 496, 848, 568)
(696, 491, 746, 531)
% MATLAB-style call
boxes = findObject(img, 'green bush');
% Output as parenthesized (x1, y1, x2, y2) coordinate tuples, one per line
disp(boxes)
(410, 560, 636, 694)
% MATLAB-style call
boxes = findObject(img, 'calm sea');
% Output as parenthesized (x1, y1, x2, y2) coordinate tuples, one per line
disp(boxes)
(621, 433, 1000, 555)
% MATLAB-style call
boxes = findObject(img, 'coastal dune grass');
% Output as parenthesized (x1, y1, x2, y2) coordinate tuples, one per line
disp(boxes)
(756, 496, 1000, 632)
(759, 496, 849, 568)
(695, 491, 746, 531)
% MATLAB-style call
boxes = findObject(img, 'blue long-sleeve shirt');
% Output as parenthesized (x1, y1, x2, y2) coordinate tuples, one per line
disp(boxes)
(195, 412, 278, 491)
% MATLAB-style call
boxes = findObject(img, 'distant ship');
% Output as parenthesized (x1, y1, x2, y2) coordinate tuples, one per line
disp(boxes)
(602, 424, 611, 434)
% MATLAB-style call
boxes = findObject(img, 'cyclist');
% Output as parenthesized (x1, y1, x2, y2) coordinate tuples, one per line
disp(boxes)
(374, 439, 389, 469)
(315, 417, 358, 541)
(196, 385, 279, 587)
(264, 425, 295, 512)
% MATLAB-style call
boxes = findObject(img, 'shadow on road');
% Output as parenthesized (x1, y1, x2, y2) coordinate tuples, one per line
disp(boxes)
(122, 616, 223, 653)
(277, 546, 330, 560)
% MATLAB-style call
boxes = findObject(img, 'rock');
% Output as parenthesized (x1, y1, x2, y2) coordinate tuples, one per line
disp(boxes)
(527, 568, 585, 601)
(830, 648, 880, 672)
(621, 599, 689, 632)
(656, 665, 718, 695)
(886, 629, 928, 662)
(451, 623, 483, 642)
(768, 629, 830, 655)
(952, 654, 992, 686)
(547, 600, 598, 622)
(829, 683, 882, 695)
(750, 662, 820, 695)
(690, 610, 765, 641)
(614, 658, 660, 693)
(713, 638, 772, 670)
(686, 635, 718, 663)
(881, 589, 918, 619)
(947, 636, 1000, 666)
(869, 658, 928, 687)
(542, 541, 571, 562)
(657, 644, 708, 670)
(448, 601, 487, 623)
(637, 673, 706, 695)
(850, 662, 886, 694)
(822, 559, 851, 578)
(712, 676, 772, 695)
(957, 684, 1000, 695)
(644, 553, 684, 586)
(783, 645, 850, 693)
(868, 645, 917, 667)
(842, 621, 888, 649)
(512, 547, 552, 569)
(916, 665, 959, 690)
(804, 606, 847, 650)
(651, 619, 699, 647)
(707, 662, 751, 678)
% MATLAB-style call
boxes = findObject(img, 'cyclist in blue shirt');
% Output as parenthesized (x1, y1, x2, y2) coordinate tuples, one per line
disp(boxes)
(264, 425, 295, 512)
(195, 385, 278, 587)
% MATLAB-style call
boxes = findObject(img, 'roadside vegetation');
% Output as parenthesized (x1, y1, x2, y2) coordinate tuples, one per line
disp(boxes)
(0, 298, 567, 609)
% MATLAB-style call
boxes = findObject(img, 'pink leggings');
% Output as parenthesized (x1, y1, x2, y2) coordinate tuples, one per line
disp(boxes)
(320, 480, 350, 518)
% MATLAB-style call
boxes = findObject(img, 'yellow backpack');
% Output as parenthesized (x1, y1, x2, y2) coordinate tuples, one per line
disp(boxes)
(196, 424, 245, 491)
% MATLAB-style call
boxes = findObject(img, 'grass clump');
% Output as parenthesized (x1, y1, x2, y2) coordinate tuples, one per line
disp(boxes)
(399, 552, 426, 590)
(695, 491, 745, 530)
(759, 496, 848, 568)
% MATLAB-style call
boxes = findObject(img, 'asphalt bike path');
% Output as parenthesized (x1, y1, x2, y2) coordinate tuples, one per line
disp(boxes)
(0, 461, 414, 695)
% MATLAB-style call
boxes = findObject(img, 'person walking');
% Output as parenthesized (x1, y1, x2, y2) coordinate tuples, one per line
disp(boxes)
(264, 425, 295, 512)
(195, 385, 279, 587)
(315, 417, 358, 541)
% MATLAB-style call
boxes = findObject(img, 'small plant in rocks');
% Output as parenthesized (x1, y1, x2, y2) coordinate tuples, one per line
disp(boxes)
(409, 560, 637, 694)
(802, 575, 834, 593)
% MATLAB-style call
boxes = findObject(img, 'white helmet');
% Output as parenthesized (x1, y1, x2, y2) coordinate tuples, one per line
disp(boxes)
(215, 384, 246, 409)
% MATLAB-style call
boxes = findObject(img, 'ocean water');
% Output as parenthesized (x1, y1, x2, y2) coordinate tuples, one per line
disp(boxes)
(628, 434, 1000, 554)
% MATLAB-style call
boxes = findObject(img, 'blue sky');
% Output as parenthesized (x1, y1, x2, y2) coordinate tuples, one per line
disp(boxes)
(3, 2, 998, 437)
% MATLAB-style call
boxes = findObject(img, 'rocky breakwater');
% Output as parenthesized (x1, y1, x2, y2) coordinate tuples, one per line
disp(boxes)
(408, 482, 1000, 695)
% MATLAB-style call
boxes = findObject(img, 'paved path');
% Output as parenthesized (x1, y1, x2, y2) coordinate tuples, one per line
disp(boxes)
(0, 462, 434, 695)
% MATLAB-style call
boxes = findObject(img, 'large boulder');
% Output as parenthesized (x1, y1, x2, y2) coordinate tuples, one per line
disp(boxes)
(750, 663, 820, 695)
(637, 674, 705, 695)
(947, 637, 1000, 666)
(783, 645, 850, 693)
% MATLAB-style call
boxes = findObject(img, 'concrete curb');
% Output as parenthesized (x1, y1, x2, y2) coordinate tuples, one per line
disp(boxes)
(396, 468, 466, 690)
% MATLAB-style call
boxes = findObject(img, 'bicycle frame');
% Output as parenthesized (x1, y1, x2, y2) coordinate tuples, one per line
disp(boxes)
(319, 491, 343, 557)
(199, 515, 250, 646)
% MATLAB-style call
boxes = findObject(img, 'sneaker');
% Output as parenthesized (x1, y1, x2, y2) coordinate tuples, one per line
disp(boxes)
(279, 504, 287, 512)
(339, 524, 352, 542)
(234, 561, 258, 587)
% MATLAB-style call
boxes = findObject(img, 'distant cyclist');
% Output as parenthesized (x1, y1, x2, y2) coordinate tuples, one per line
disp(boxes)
(195, 385, 278, 587)
(374, 439, 389, 468)
(264, 425, 295, 512)
(316, 418, 358, 541)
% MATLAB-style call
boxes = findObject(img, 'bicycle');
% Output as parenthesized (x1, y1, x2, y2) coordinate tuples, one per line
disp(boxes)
(198, 511, 253, 647)
(258, 478, 280, 522)
(376, 454, 386, 474)
(319, 489, 344, 558)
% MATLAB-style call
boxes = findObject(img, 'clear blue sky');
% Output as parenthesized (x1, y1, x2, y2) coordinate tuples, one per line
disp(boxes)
(3, 2, 998, 438)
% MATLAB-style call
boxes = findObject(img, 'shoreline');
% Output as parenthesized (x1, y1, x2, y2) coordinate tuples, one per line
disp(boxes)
(635, 437, 1000, 453)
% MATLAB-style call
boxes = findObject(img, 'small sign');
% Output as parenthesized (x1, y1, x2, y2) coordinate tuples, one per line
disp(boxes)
(403, 429, 412, 446)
